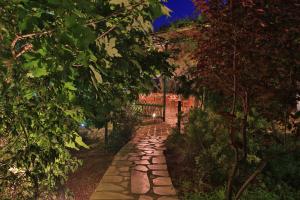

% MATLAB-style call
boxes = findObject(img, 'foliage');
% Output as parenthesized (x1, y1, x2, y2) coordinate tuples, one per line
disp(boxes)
(158, 16, 201, 32)
(167, 108, 230, 196)
(106, 105, 140, 153)
(173, 0, 300, 199)
(167, 108, 300, 200)
(0, 0, 173, 198)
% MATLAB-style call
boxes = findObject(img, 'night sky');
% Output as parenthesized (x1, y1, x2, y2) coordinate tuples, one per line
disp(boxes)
(153, 0, 198, 31)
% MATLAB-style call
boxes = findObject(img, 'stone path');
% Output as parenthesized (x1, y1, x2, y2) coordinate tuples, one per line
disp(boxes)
(90, 122, 178, 200)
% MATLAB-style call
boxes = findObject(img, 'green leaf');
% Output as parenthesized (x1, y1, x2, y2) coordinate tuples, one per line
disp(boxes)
(89, 65, 103, 83)
(97, 36, 122, 57)
(106, 37, 122, 57)
(130, 59, 142, 71)
(109, 0, 129, 6)
(75, 136, 89, 149)
(47, 0, 61, 5)
(65, 16, 77, 28)
(27, 66, 48, 78)
(23, 60, 39, 69)
(295, 111, 300, 118)
(37, 48, 47, 56)
(64, 82, 77, 91)
(89, 52, 97, 63)
(132, 45, 145, 56)
(24, 91, 34, 100)
(161, 5, 172, 17)
(65, 141, 79, 150)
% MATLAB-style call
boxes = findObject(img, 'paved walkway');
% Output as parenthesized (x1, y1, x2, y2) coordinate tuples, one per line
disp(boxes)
(90, 122, 178, 200)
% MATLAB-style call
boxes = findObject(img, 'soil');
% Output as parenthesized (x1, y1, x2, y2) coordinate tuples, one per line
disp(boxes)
(165, 135, 195, 199)
(165, 142, 187, 199)
(64, 129, 114, 200)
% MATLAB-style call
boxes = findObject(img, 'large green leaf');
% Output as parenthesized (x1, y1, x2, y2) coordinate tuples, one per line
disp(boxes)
(161, 5, 172, 17)
(27, 66, 48, 78)
(109, 0, 129, 6)
(75, 136, 89, 149)
(64, 82, 77, 91)
(89, 65, 103, 83)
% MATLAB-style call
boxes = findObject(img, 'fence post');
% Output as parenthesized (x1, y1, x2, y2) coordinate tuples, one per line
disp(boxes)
(163, 76, 167, 122)
(177, 96, 182, 134)
(104, 121, 108, 149)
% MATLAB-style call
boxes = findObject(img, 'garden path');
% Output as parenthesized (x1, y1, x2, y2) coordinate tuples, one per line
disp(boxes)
(89, 122, 178, 200)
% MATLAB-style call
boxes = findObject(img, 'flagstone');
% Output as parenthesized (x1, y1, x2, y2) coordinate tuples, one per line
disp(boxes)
(138, 152, 146, 156)
(152, 156, 166, 164)
(128, 153, 139, 156)
(119, 167, 130, 172)
(112, 160, 132, 166)
(95, 183, 125, 192)
(135, 165, 149, 172)
(153, 177, 172, 186)
(131, 170, 150, 194)
(114, 155, 128, 161)
(120, 181, 129, 188)
(128, 156, 140, 161)
(120, 172, 130, 177)
(157, 196, 179, 200)
(152, 151, 164, 156)
(152, 171, 169, 177)
(141, 155, 152, 160)
(153, 186, 177, 196)
(105, 166, 119, 175)
(135, 160, 150, 165)
(90, 123, 178, 200)
(147, 164, 168, 170)
(90, 191, 134, 199)
(101, 176, 123, 183)
(139, 195, 154, 200)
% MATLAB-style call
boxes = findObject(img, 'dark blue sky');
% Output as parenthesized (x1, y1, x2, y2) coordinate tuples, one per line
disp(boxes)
(153, 0, 198, 31)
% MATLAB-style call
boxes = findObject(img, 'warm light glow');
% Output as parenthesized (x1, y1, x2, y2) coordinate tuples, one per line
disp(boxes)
(152, 113, 156, 118)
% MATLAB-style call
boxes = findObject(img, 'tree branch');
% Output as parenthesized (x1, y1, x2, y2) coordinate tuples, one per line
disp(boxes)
(11, 30, 53, 58)
(96, 26, 116, 41)
(10, 0, 144, 58)
(235, 160, 268, 200)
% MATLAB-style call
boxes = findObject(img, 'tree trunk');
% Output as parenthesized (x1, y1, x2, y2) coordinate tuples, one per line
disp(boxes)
(33, 176, 39, 200)
(105, 122, 109, 149)
(227, 146, 239, 200)
(241, 93, 249, 160)
(202, 87, 206, 111)
(57, 187, 66, 200)
(227, 24, 238, 200)
(235, 160, 267, 200)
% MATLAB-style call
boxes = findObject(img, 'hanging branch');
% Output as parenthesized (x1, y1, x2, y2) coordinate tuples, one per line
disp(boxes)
(10, 1, 144, 59)
(11, 30, 53, 58)
(96, 26, 116, 41)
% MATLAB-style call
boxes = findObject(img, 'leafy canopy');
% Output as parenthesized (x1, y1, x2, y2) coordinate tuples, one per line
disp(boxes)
(0, 0, 173, 198)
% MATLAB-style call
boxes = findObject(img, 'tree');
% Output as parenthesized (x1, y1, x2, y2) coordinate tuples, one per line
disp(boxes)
(183, 0, 300, 199)
(0, 0, 173, 199)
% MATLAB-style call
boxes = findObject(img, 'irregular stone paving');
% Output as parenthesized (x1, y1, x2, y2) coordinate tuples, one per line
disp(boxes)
(90, 122, 179, 200)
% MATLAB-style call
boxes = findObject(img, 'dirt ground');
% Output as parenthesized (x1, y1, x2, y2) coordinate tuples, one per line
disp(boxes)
(165, 135, 193, 199)
(65, 129, 114, 200)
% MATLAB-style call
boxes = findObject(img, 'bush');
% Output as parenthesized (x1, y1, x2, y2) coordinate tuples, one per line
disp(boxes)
(106, 106, 140, 153)
(166, 108, 231, 195)
(167, 107, 300, 200)
(182, 187, 226, 200)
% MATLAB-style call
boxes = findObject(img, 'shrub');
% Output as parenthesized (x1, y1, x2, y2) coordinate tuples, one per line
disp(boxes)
(106, 106, 140, 153)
